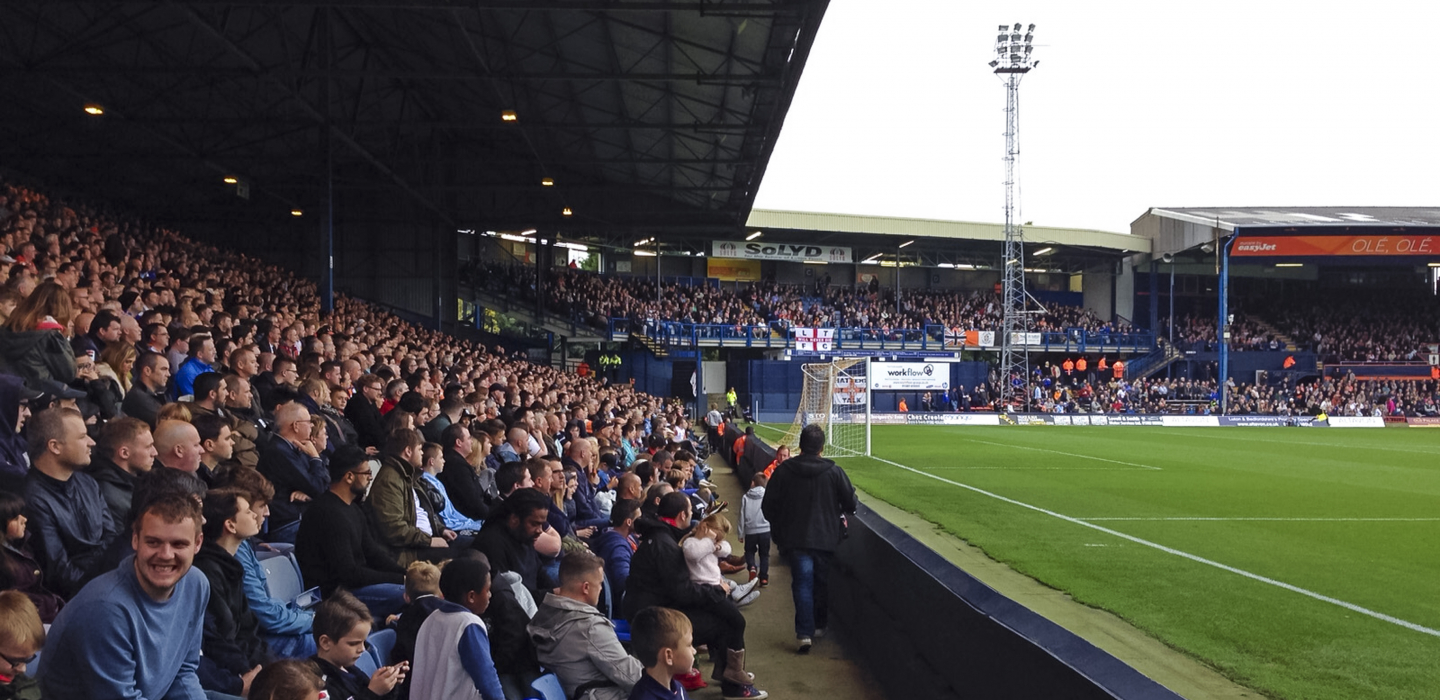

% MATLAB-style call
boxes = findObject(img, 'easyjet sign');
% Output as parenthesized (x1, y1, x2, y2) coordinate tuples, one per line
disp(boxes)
(1231, 235, 1439, 257)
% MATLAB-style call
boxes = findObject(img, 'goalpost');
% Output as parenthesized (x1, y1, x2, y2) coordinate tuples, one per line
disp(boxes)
(779, 357, 871, 457)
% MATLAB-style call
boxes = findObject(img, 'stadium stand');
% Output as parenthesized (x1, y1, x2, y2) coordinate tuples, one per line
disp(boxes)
(0, 176, 783, 698)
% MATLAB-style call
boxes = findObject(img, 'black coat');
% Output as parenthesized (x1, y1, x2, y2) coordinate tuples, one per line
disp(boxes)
(439, 448, 494, 521)
(623, 515, 724, 621)
(294, 491, 405, 596)
(23, 468, 119, 597)
(193, 540, 272, 684)
(312, 655, 394, 700)
(760, 454, 857, 553)
(87, 455, 137, 528)
(0, 328, 75, 383)
(345, 398, 387, 451)
(257, 436, 328, 530)
(121, 384, 167, 428)
(470, 515, 550, 598)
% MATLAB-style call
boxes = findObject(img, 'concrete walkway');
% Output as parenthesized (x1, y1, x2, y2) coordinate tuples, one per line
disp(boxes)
(699, 453, 1260, 700)
(692, 457, 888, 700)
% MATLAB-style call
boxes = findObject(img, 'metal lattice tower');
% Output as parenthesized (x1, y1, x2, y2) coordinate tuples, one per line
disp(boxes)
(991, 23, 1038, 410)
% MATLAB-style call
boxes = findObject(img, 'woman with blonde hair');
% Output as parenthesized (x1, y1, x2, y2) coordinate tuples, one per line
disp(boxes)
(0, 280, 76, 382)
(98, 341, 137, 393)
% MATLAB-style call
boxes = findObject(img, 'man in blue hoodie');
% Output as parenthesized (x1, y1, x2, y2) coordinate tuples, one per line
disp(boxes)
(39, 494, 219, 699)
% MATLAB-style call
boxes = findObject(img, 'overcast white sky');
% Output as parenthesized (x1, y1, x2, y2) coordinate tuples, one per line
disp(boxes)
(752, 0, 1440, 233)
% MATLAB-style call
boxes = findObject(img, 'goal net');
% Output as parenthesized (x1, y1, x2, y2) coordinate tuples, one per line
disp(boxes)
(779, 358, 870, 457)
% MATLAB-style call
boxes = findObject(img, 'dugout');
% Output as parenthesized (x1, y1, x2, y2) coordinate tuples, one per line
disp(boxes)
(708, 421, 1185, 699)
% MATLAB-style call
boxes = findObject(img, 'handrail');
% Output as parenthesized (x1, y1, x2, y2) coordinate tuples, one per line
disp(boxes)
(610, 317, 1155, 353)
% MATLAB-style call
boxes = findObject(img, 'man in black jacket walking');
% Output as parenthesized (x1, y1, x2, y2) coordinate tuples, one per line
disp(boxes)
(761, 424, 857, 653)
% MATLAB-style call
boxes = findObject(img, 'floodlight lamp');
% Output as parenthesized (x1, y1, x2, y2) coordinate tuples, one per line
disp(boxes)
(1013, 23, 1022, 31)
(1028, 24, 1036, 32)
(1011, 33, 1021, 42)
(1025, 33, 1033, 43)
(1025, 45, 1033, 53)
(999, 25, 1008, 31)
(989, 60, 1000, 67)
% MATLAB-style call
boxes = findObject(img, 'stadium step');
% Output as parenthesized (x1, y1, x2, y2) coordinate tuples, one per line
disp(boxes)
(1250, 316, 1299, 352)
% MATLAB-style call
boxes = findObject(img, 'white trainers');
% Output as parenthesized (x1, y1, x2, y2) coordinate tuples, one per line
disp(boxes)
(737, 588, 761, 606)
(797, 636, 813, 654)
(729, 577, 760, 601)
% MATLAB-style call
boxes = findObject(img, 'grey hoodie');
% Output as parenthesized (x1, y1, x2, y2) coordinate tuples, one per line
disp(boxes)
(740, 485, 770, 536)
(526, 591, 643, 700)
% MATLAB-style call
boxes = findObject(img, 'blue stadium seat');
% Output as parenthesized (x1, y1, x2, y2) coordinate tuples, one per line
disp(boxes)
(354, 642, 379, 677)
(260, 553, 304, 602)
(613, 619, 631, 643)
(367, 628, 396, 667)
(530, 673, 566, 700)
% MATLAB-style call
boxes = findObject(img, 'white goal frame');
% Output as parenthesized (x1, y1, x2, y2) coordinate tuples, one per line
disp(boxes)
(779, 357, 871, 457)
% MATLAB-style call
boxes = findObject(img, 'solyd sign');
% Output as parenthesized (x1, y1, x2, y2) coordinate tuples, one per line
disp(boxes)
(712, 241, 853, 264)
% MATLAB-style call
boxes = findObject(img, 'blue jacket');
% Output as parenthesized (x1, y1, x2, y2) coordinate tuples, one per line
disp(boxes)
(591, 529, 636, 610)
(421, 472, 485, 532)
(39, 555, 208, 699)
(627, 674, 688, 700)
(236, 540, 314, 636)
(171, 357, 215, 399)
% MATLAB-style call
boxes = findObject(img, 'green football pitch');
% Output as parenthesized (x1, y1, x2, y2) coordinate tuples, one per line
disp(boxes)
(757, 424, 1440, 700)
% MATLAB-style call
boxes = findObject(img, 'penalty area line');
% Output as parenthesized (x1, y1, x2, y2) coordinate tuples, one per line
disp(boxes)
(959, 438, 1164, 471)
(1081, 517, 1440, 522)
(867, 454, 1440, 638)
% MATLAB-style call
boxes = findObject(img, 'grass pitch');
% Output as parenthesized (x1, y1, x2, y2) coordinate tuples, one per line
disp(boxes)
(791, 425, 1440, 700)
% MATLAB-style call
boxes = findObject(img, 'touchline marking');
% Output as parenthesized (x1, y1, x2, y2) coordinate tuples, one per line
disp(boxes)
(868, 454, 1440, 638)
(959, 438, 1163, 471)
(1081, 517, 1440, 522)
(929, 466, 1152, 471)
(1149, 430, 1440, 457)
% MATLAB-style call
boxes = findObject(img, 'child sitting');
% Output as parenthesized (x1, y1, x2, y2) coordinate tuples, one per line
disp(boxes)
(681, 514, 759, 607)
(411, 557, 505, 700)
(738, 473, 771, 586)
(310, 590, 407, 700)
(0, 590, 44, 699)
(391, 560, 448, 699)
(627, 607, 694, 700)
(0, 492, 63, 624)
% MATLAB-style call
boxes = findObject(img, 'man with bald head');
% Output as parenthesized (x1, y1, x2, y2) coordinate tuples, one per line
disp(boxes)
(257, 402, 329, 542)
(153, 419, 208, 486)
(616, 472, 644, 502)
(563, 438, 608, 531)
(497, 426, 528, 464)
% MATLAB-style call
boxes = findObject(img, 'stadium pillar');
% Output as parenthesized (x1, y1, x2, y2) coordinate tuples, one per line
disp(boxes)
(535, 232, 545, 320)
(1218, 232, 1235, 413)
(1148, 260, 1158, 335)
(322, 130, 334, 314)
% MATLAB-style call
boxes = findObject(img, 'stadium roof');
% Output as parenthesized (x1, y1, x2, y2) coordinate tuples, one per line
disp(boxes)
(0, 1, 827, 234)
(742, 208, 1148, 272)
(1146, 207, 1440, 231)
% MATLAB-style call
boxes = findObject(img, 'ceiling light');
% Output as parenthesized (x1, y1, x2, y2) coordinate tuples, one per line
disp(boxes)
(290, 209, 303, 217)
(898, 240, 915, 249)
(634, 237, 653, 247)
(1429, 262, 1440, 267)
(501, 110, 518, 122)
(223, 176, 238, 184)
(1033, 247, 1054, 256)
(520, 229, 537, 236)
(83, 105, 104, 116)
(746, 231, 763, 241)
(955, 264, 976, 270)
(634, 250, 656, 257)
(863, 253, 882, 263)
(561, 207, 572, 216)
(541, 177, 554, 186)
(1275, 263, 1303, 268)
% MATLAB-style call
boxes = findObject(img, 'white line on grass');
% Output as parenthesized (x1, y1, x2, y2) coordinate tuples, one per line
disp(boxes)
(958, 438, 1164, 470)
(1081, 517, 1440, 522)
(867, 454, 1440, 638)
(928, 466, 1152, 471)
(1149, 430, 1440, 457)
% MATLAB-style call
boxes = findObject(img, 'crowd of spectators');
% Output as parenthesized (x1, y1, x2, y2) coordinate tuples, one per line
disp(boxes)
(0, 178, 786, 700)
(465, 260, 1132, 338)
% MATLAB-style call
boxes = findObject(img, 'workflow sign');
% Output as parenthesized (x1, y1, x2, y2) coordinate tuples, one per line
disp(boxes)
(871, 362, 948, 391)
(712, 241, 853, 264)
(1231, 235, 1439, 257)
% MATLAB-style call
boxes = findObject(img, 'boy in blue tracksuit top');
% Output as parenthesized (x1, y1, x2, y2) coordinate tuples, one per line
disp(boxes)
(627, 607, 693, 700)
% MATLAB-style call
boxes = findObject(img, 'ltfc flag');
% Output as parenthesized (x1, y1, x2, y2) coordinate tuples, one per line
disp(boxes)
(792, 327, 835, 352)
